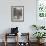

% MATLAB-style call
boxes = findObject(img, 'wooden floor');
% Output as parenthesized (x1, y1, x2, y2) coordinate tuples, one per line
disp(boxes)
(0, 42, 46, 46)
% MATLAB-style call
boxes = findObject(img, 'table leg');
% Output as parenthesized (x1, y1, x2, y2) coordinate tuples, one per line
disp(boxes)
(4, 34, 7, 46)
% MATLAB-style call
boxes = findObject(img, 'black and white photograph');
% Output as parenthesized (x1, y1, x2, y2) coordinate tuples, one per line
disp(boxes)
(11, 6, 24, 22)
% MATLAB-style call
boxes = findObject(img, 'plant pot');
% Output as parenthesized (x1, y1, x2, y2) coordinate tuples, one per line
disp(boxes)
(37, 39, 45, 44)
(40, 39, 45, 43)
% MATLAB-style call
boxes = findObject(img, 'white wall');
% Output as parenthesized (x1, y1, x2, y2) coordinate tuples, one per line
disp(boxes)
(0, 0, 36, 42)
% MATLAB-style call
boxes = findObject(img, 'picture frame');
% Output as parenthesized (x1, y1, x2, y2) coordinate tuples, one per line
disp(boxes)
(11, 6, 24, 22)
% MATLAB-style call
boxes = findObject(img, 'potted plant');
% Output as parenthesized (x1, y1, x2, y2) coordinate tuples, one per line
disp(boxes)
(33, 32, 46, 43)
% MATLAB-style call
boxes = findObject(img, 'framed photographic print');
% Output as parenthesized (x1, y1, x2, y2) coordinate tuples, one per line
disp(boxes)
(11, 6, 24, 22)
